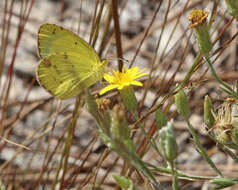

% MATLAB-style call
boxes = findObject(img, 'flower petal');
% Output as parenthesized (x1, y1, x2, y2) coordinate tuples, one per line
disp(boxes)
(131, 81, 143, 86)
(99, 84, 118, 95)
(103, 74, 115, 83)
(135, 72, 148, 79)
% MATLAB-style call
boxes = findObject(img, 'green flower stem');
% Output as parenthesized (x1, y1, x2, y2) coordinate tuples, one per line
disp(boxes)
(170, 162, 178, 190)
(227, 143, 238, 152)
(185, 118, 223, 177)
(0, 180, 6, 190)
(218, 143, 238, 163)
(172, 173, 178, 190)
(129, 151, 164, 190)
(136, 122, 162, 158)
(119, 86, 163, 158)
(204, 54, 238, 99)
(111, 137, 164, 190)
(147, 162, 217, 181)
(236, 81, 238, 94)
(174, 90, 222, 176)
(175, 52, 201, 92)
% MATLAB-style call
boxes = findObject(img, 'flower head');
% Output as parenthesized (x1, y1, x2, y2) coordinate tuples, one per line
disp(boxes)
(209, 98, 238, 145)
(188, 10, 212, 55)
(188, 10, 209, 29)
(99, 66, 148, 95)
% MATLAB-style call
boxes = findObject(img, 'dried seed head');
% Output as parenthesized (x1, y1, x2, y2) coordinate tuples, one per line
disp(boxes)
(188, 10, 212, 54)
(212, 98, 238, 145)
(188, 10, 209, 29)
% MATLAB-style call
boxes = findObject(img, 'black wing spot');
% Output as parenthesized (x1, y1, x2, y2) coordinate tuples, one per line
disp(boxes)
(48, 89, 53, 94)
(41, 83, 46, 88)
(56, 69, 61, 74)
(72, 71, 78, 77)
(53, 76, 57, 81)
(43, 60, 51, 67)
(53, 65, 61, 74)
(60, 26, 63, 30)
(52, 28, 56, 35)
(64, 52, 68, 59)
(75, 42, 78, 45)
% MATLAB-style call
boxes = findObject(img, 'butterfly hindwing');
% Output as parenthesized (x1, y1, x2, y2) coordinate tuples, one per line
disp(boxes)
(37, 52, 99, 99)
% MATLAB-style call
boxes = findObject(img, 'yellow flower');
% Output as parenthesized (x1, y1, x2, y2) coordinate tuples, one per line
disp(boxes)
(99, 66, 148, 95)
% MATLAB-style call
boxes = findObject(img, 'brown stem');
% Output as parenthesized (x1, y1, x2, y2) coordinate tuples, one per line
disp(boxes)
(111, 0, 123, 72)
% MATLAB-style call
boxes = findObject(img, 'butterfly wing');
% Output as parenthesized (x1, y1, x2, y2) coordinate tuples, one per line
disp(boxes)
(37, 23, 99, 63)
(37, 52, 100, 99)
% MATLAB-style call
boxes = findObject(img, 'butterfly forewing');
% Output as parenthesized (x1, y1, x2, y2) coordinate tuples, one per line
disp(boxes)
(38, 23, 99, 63)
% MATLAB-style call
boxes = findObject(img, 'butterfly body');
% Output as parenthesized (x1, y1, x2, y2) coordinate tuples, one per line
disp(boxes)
(36, 24, 107, 99)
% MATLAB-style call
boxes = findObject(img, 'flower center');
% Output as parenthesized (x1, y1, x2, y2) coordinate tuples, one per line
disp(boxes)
(112, 70, 133, 85)
(188, 10, 208, 28)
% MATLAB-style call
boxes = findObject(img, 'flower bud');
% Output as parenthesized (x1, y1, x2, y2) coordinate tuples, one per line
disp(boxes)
(113, 175, 134, 190)
(159, 120, 178, 163)
(95, 96, 111, 111)
(225, 0, 238, 20)
(210, 177, 238, 189)
(111, 104, 130, 142)
(86, 91, 99, 119)
(188, 10, 212, 55)
(86, 91, 111, 135)
(204, 95, 215, 129)
(174, 90, 190, 119)
(119, 86, 138, 116)
(155, 109, 167, 129)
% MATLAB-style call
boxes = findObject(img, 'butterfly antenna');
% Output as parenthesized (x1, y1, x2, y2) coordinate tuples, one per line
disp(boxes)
(106, 57, 129, 63)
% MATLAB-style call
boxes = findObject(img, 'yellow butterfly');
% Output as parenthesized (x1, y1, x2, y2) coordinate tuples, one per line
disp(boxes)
(36, 24, 108, 99)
